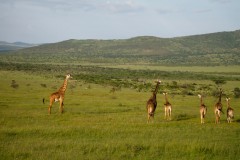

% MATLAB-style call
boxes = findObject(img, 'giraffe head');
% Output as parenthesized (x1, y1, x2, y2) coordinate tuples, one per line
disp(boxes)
(163, 92, 167, 96)
(155, 79, 161, 84)
(198, 94, 202, 98)
(226, 97, 230, 102)
(66, 74, 73, 80)
(219, 88, 223, 94)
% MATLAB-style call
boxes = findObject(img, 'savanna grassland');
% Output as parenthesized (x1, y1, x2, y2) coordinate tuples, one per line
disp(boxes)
(0, 66, 240, 160)
(1, 30, 240, 159)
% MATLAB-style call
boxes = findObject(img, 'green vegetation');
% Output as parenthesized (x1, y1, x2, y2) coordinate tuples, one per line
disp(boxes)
(1, 62, 240, 95)
(1, 68, 240, 160)
(1, 30, 240, 65)
(1, 30, 240, 159)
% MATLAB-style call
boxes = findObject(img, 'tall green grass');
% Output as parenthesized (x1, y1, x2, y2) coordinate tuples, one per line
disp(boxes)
(1, 70, 240, 159)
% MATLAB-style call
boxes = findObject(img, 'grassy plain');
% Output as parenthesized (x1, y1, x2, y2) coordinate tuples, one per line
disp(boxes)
(0, 69, 240, 160)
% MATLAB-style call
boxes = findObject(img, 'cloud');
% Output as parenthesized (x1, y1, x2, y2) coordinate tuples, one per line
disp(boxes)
(209, 0, 232, 4)
(156, 7, 212, 15)
(2, 0, 145, 14)
(0, 0, 98, 12)
(194, 9, 212, 13)
(102, 0, 145, 14)
(156, 8, 173, 15)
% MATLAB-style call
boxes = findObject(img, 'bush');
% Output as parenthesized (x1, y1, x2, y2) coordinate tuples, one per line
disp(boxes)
(40, 84, 47, 88)
(11, 80, 19, 89)
(233, 87, 240, 98)
(212, 79, 226, 86)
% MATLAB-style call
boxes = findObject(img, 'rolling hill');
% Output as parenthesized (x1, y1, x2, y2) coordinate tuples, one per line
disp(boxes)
(0, 41, 37, 52)
(1, 30, 240, 65)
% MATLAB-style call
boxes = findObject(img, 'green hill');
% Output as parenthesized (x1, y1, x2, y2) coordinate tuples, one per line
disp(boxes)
(1, 30, 240, 65)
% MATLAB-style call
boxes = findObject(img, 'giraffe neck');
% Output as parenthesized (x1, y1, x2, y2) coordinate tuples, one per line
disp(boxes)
(58, 78, 68, 94)
(150, 83, 159, 101)
(218, 92, 222, 103)
(164, 94, 169, 103)
(200, 96, 203, 105)
(227, 100, 230, 108)
(154, 83, 160, 95)
(152, 92, 157, 100)
(150, 82, 160, 101)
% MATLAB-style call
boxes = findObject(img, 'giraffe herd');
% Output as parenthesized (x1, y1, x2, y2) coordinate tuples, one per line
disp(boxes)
(48, 75, 235, 124)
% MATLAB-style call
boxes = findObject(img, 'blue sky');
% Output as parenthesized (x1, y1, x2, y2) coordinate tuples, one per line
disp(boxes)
(0, 0, 240, 43)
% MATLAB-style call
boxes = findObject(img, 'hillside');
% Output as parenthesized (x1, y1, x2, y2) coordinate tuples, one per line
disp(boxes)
(0, 41, 37, 52)
(1, 30, 240, 65)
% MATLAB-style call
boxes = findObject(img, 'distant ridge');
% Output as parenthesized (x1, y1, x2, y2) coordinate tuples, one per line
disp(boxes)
(0, 41, 38, 52)
(1, 29, 240, 65)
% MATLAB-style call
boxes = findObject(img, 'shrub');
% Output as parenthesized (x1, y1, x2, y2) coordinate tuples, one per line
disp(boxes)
(212, 79, 226, 86)
(11, 80, 19, 89)
(40, 84, 47, 88)
(233, 87, 240, 98)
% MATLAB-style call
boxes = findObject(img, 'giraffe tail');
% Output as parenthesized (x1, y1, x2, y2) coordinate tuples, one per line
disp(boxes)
(149, 112, 154, 117)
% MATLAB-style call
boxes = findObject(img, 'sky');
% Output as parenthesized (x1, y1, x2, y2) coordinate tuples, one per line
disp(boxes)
(0, 0, 240, 43)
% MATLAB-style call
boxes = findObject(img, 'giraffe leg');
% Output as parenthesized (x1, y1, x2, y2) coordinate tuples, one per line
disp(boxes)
(166, 108, 168, 120)
(218, 112, 221, 123)
(147, 106, 151, 123)
(61, 102, 64, 113)
(216, 111, 220, 124)
(59, 99, 64, 114)
(203, 113, 205, 124)
(201, 114, 203, 124)
(215, 110, 219, 124)
(169, 108, 172, 120)
(215, 113, 217, 124)
(164, 107, 167, 120)
(48, 99, 53, 115)
(200, 111, 203, 124)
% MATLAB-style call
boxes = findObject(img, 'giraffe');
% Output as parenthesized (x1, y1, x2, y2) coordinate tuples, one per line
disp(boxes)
(146, 80, 161, 123)
(163, 92, 172, 120)
(226, 97, 234, 123)
(214, 88, 223, 124)
(48, 74, 72, 114)
(198, 94, 207, 124)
